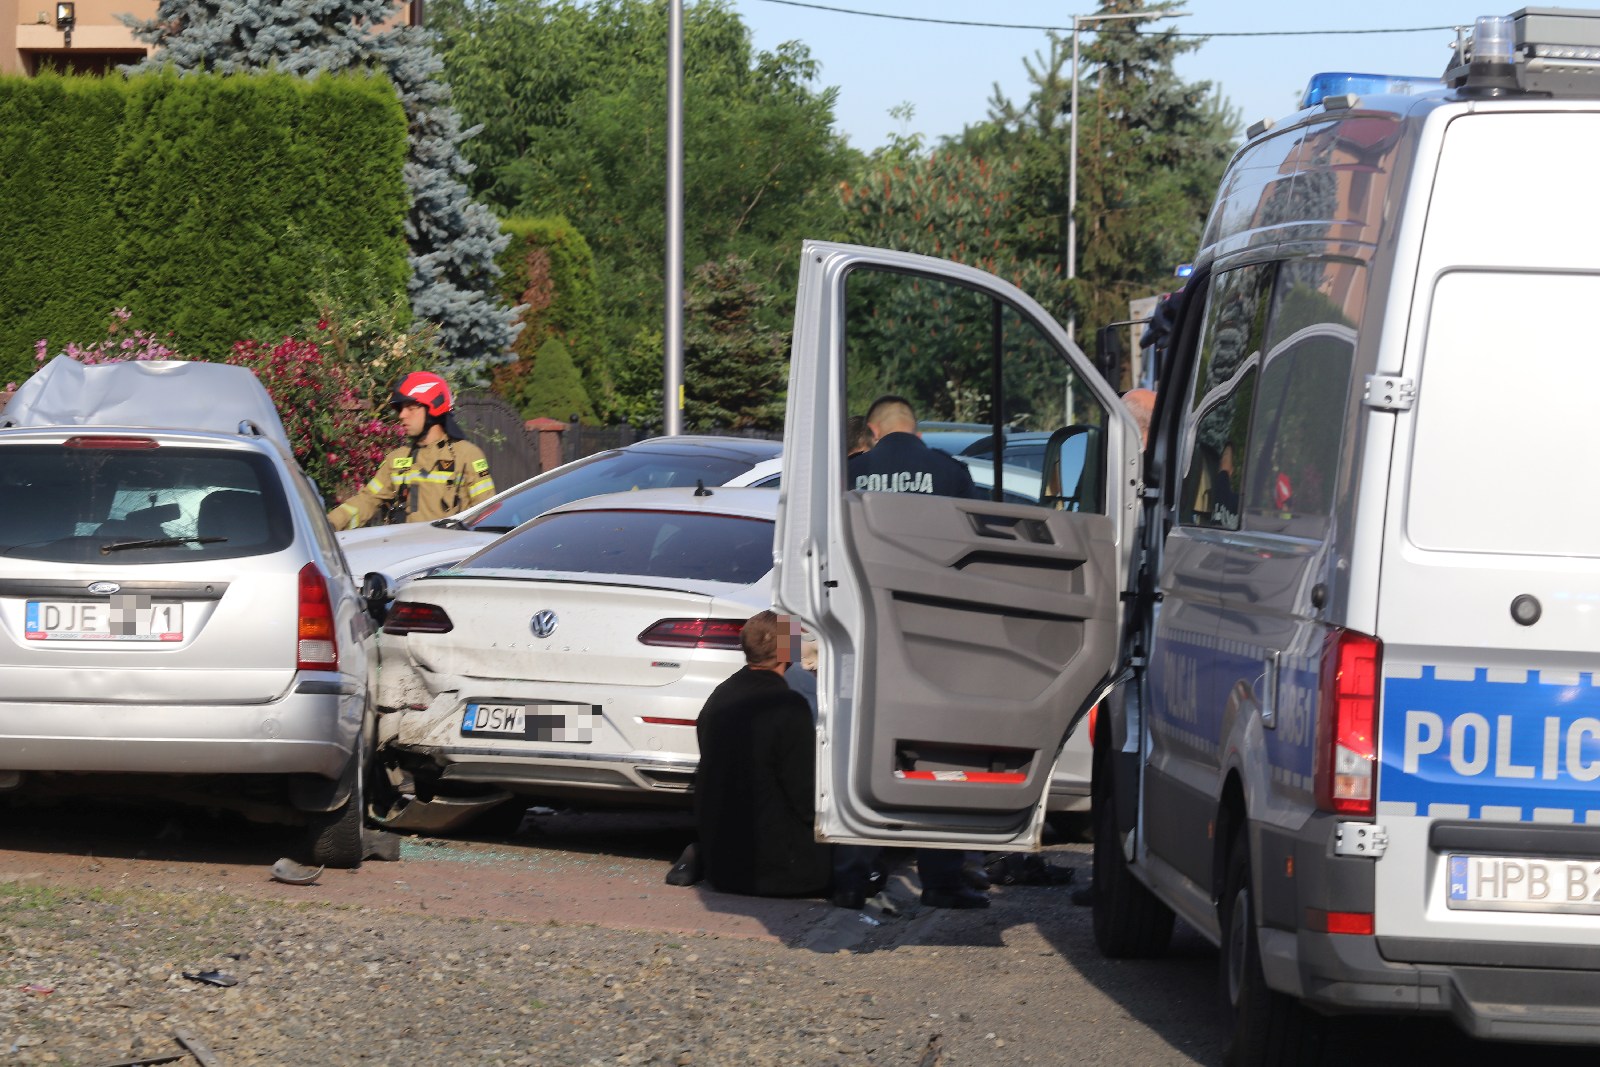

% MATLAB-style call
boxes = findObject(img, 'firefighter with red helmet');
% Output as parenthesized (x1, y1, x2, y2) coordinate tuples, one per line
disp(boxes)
(327, 372, 496, 530)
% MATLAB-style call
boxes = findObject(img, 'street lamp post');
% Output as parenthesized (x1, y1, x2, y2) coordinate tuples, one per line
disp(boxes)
(663, 0, 684, 435)
(1066, 9, 1187, 348)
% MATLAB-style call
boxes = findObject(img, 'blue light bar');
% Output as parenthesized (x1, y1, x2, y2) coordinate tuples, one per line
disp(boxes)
(1300, 71, 1445, 109)
(1174, 263, 1194, 278)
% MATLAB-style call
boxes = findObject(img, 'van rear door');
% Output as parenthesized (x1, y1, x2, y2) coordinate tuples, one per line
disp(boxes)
(773, 242, 1138, 849)
(1374, 109, 1600, 959)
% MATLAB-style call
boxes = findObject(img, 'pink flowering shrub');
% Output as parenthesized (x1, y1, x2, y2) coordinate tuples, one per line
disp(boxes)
(226, 330, 402, 500)
(33, 308, 181, 365)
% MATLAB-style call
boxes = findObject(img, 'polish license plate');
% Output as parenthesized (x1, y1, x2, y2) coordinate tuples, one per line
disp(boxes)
(460, 703, 598, 743)
(1447, 854, 1600, 914)
(25, 599, 183, 642)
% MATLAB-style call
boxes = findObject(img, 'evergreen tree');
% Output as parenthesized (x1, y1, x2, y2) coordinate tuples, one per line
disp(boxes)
(519, 337, 596, 423)
(981, 0, 1237, 337)
(123, 0, 519, 371)
(682, 255, 785, 431)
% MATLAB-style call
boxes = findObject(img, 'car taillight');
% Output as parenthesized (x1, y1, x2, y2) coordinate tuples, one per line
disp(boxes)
(297, 562, 338, 671)
(383, 601, 454, 636)
(64, 435, 158, 450)
(638, 618, 746, 650)
(1315, 628, 1381, 816)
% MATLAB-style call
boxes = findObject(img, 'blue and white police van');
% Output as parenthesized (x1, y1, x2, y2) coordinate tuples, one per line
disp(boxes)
(772, 8, 1600, 1063)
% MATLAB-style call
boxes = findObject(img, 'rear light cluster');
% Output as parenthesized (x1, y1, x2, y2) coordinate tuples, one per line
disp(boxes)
(296, 563, 338, 671)
(638, 618, 745, 650)
(383, 601, 454, 636)
(64, 435, 159, 450)
(1315, 628, 1382, 817)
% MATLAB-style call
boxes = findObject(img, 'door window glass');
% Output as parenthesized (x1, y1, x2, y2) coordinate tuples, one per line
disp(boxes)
(1179, 265, 1271, 528)
(843, 266, 1107, 511)
(1241, 262, 1363, 535)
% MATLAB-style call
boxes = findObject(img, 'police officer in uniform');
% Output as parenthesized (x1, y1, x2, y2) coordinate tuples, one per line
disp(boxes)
(845, 394, 990, 909)
(327, 372, 496, 531)
(847, 394, 977, 498)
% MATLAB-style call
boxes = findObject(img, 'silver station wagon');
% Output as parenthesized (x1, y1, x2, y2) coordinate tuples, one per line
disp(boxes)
(0, 358, 371, 866)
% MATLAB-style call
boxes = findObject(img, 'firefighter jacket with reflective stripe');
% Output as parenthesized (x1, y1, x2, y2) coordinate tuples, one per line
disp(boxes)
(327, 438, 496, 531)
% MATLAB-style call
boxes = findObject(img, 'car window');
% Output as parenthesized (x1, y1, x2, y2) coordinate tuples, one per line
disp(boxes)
(0, 442, 293, 563)
(463, 450, 756, 532)
(463, 509, 775, 584)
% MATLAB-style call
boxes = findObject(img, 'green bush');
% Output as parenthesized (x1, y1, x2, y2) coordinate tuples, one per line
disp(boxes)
(520, 337, 596, 424)
(0, 69, 410, 383)
(495, 216, 606, 413)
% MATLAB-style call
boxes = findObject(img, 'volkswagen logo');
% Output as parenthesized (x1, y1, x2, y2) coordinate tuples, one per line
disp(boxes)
(530, 610, 559, 638)
(87, 581, 121, 596)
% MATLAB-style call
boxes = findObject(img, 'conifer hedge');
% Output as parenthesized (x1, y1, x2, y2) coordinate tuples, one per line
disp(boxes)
(0, 70, 410, 384)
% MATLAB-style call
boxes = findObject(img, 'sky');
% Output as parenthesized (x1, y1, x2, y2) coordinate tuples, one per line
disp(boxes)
(724, 0, 1481, 149)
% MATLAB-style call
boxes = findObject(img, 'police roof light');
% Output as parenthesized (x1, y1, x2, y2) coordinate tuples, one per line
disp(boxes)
(1299, 72, 1444, 110)
(1174, 263, 1194, 278)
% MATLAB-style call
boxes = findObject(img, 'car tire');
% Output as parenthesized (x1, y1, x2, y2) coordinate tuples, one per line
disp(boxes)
(1220, 827, 1324, 1067)
(306, 749, 365, 870)
(1091, 746, 1174, 958)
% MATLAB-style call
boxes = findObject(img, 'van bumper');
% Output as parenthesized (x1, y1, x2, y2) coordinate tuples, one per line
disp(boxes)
(1262, 927, 1600, 1043)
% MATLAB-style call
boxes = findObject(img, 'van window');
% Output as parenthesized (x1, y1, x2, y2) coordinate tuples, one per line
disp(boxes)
(842, 265, 1106, 511)
(1179, 264, 1271, 529)
(1241, 262, 1363, 535)
(1409, 270, 1600, 557)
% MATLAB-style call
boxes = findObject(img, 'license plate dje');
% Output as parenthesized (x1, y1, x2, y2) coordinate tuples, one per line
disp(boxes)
(460, 703, 598, 743)
(25, 598, 183, 642)
(1448, 853, 1600, 915)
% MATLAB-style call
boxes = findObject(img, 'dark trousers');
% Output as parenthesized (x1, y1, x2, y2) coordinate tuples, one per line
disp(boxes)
(917, 847, 966, 892)
(832, 844, 881, 894)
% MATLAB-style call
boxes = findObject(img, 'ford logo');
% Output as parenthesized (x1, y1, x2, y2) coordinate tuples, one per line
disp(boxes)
(530, 610, 558, 639)
(87, 581, 121, 596)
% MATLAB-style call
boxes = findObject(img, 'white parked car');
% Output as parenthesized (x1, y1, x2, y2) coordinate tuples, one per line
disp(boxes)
(368, 486, 778, 832)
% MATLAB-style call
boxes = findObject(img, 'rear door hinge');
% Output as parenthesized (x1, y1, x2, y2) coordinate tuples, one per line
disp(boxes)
(1363, 375, 1415, 412)
(1334, 821, 1388, 858)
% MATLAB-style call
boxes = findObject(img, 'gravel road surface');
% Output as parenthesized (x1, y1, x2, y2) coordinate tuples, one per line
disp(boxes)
(0, 802, 1590, 1066)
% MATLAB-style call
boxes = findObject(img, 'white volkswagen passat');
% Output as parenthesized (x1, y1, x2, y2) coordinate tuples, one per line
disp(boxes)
(369, 486, 778, 832)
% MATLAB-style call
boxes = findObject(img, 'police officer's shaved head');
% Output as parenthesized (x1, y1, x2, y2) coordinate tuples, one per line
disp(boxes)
(865, 394, 918, 437)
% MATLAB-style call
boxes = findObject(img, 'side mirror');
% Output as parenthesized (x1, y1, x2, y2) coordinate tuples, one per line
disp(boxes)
(360, 571, 391, 624)
(1040, 426, 1100, 512)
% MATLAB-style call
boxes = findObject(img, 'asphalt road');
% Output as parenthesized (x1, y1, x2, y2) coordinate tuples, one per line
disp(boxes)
(0, 800, 1593, 1065)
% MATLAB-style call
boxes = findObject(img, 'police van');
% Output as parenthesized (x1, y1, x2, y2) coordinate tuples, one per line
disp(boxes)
(773, 8, 1600, 1061)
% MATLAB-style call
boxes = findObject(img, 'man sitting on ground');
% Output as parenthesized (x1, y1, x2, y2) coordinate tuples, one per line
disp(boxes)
(694, 610, 831, 898)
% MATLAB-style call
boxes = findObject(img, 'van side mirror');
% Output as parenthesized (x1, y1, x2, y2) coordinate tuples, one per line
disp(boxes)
(360, 571, 391, 624)
(1041, 426, 1101, 512)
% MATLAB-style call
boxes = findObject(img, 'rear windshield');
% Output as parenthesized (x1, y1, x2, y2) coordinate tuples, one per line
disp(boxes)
(463, 509, 774, 585)
(464, 449, 757, 532)
(0, 442, 294, 563)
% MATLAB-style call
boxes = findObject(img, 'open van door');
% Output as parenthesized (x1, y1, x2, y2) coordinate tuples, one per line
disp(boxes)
(773, 242, 1140, 849)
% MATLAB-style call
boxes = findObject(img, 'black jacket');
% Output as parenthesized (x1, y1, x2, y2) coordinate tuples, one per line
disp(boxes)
(694, 666, 830, 897)
(846, 432, 976, 498)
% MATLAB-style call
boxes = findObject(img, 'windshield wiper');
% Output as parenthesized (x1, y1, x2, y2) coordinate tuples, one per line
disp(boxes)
(434, 517, 465, 529)
(471, 525, 515, 533)
(101, 536, 227, 554)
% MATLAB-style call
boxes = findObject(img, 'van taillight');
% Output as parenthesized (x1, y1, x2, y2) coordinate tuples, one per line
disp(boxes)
(638, 619, 746, 650)
(297, 563, 338, 671)
(383, 601, 454, 636)
(1315, 628, 1381, 816)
